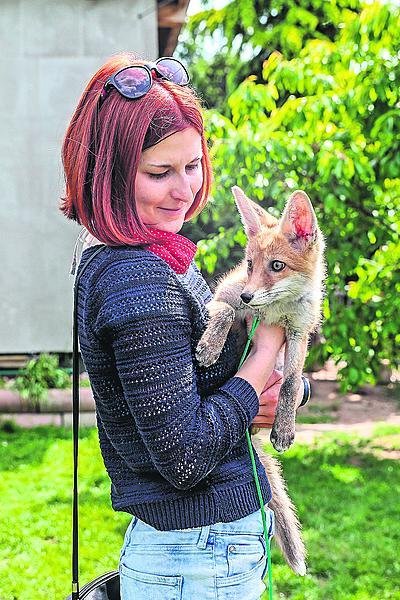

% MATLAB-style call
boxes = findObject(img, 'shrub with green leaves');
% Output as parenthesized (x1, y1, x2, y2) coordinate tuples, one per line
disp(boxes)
(12, 354, 71, 410)
(179, 0, 400, 391)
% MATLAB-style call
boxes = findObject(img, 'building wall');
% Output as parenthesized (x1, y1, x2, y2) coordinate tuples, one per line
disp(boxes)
(0, 0, 158, 353)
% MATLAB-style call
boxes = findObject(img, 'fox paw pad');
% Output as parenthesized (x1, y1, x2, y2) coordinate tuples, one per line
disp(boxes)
(270, 426, 295, 453)
(196, 341, 222, 367)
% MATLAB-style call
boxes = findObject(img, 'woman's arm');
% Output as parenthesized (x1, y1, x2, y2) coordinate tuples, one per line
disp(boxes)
(235, 323, 285, 396)
(93, 259, 267, 491)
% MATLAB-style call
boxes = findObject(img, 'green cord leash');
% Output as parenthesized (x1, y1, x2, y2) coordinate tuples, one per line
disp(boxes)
(238, 316, 274, 600)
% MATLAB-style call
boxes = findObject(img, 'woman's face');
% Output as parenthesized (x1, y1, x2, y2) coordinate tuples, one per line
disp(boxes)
(135, 127, 203, 234)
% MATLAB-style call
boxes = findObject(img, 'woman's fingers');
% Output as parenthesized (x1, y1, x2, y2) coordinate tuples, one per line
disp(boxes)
(253, 373, 308, 428)
(252, 385, 280, 428)
(262, 368, 283, 391)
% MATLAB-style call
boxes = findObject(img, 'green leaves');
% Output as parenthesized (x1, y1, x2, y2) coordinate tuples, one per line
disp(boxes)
(180, 0, 400, 390)
(228, 77, 274, 127)
(12, 354, 71, 410)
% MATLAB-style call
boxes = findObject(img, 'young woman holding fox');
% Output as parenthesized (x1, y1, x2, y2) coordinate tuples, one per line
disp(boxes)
(61, 52, 308, 599)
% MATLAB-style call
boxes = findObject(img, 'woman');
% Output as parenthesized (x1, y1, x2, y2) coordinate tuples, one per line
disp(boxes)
(61, 52, 298, 600)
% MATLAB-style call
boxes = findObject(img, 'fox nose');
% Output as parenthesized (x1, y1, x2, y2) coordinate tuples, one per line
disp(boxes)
(240, 292, 254, 304)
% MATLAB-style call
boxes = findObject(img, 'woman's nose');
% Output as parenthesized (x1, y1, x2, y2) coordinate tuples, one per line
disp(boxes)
(171, 173, 194, 203)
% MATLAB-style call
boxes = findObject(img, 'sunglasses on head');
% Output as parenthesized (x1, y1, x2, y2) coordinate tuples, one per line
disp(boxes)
(98, 57, 190, 107)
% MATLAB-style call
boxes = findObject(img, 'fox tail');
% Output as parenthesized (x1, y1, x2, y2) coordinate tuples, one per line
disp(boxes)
(253, 437, 307, 576)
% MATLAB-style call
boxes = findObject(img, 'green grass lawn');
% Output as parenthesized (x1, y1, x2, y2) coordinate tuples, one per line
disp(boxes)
(0, 422, 399, 600)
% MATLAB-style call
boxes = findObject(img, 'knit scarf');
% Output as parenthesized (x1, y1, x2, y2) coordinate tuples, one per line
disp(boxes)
(70, 227, 197, 276)
(144, 228, 197, 274)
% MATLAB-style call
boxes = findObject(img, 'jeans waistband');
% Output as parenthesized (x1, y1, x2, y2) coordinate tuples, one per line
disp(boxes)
(128, 505, 274, 549)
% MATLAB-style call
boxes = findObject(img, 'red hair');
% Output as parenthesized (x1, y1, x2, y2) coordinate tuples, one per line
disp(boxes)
(60, 52, 213, 245)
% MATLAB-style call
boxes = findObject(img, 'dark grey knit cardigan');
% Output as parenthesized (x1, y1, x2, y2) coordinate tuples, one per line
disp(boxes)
(76, 245, 271, 530)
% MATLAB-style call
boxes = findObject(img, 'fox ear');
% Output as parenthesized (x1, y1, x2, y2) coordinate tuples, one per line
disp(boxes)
(232, 186, 277, 236)
(280, 190, 317, 249)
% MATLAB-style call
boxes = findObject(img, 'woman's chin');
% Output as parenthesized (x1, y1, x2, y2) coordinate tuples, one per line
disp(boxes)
(156, 219, 185, 234)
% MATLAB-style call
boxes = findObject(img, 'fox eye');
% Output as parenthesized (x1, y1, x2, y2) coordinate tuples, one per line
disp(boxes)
(271, 260, 286, 272)
(247, 259, 253, 272)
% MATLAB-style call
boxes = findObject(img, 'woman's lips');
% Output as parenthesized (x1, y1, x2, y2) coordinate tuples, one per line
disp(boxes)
(159, 207, 185, 214)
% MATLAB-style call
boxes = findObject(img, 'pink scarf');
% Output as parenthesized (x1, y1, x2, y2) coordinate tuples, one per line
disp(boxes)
(71, 228, 197, 275)
(144, 229, 197, 274)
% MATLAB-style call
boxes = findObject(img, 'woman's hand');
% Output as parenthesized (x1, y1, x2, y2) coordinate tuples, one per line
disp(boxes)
(252, 369, 282, 428)
(252, 371, 307, 428)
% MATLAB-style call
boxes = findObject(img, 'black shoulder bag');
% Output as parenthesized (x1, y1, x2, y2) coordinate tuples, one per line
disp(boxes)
(66, 244, 120, 600)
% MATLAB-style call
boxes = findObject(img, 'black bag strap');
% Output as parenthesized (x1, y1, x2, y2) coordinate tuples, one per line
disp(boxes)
(71, 244, 107, 600)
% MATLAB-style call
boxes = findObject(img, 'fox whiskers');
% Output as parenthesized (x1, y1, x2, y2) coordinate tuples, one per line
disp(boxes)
(245, 279, 310, 307)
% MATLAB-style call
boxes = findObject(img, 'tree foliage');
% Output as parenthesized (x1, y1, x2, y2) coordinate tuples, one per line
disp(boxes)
(178, 0, 400, 390)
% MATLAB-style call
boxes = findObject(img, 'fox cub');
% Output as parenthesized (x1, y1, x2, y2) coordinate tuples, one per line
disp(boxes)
(195, 186, 325, 575)
(196, 185, 325, 452)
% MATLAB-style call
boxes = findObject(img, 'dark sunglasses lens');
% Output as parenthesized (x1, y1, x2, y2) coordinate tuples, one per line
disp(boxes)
(156, 59, 189, 85)
(114, 67, 151, 98)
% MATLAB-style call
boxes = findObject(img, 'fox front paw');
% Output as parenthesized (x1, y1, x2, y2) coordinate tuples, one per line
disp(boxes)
(270, 423, 295, 453)
(196, 338, 223, 367)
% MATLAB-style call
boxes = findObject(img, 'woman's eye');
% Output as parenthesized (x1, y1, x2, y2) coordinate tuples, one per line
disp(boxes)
(270, 260, 286, 272)
(148, 171, 168, 179)
(148, 163, 199, 180)
(247, 259, 253, 271)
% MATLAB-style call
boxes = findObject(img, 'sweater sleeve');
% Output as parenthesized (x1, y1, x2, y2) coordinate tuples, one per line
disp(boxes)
(93, 257, 259, 491)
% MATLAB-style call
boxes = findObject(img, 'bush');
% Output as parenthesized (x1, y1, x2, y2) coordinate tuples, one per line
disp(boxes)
(179, 0, 400, 391)
(12, 354, 71, 411)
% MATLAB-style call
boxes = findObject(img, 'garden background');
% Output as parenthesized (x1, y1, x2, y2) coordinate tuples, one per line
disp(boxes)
(1, 0, 399, 598)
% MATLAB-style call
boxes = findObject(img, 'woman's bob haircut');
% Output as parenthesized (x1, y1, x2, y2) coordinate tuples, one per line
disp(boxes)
(60, 52, 213, 245)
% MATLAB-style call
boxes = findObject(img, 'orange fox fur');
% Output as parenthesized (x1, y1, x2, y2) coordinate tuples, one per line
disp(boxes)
(196, 185, 326, 575)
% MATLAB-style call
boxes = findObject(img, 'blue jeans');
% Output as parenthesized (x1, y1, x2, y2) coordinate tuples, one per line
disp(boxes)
(119, 506, 275, 600)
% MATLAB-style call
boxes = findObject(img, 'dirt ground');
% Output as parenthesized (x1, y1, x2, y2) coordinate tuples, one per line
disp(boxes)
(256, 361, 400, 446)
(306, 361, 399, 419)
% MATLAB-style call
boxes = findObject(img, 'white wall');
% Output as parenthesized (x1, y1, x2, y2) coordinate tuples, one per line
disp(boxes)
(0, 0, 158, 352)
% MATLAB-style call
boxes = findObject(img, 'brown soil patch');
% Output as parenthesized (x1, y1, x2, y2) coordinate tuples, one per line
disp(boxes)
(301, 378, 399, 425)
(256, 361, 400, 446)
(305, 360, 399, 424)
